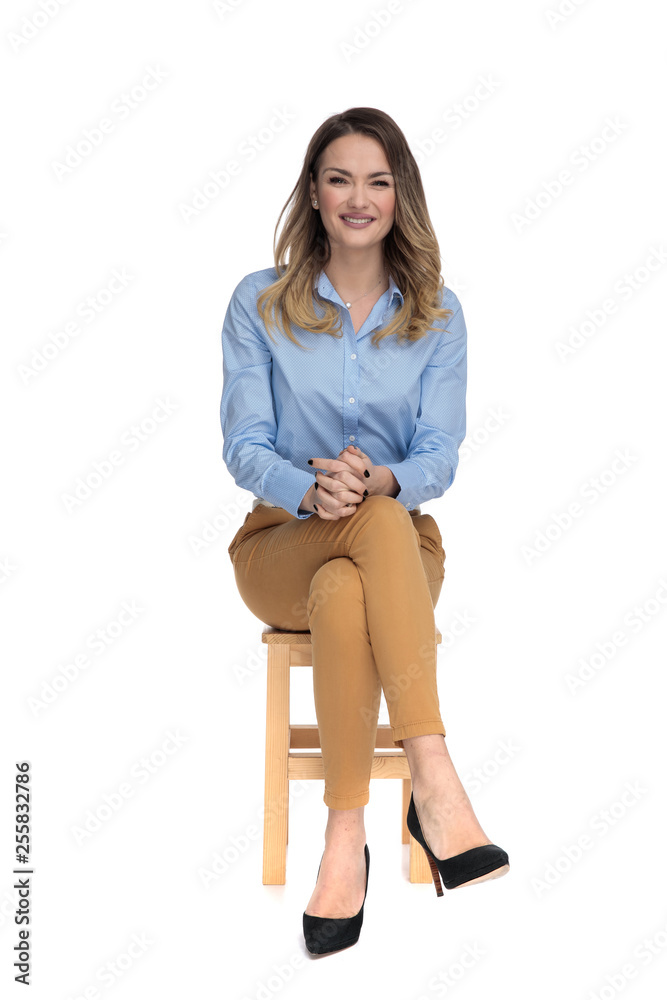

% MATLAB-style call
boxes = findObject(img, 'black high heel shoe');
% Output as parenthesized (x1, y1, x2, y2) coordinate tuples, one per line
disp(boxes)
(303, 844, 370, 955)
(407, 793, 509, 897)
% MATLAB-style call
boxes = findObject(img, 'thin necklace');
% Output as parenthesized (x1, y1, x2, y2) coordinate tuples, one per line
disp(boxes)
(329, 268, 388, 308)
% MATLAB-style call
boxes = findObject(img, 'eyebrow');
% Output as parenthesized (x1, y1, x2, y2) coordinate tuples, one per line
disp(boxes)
(322, 167, 393, 178)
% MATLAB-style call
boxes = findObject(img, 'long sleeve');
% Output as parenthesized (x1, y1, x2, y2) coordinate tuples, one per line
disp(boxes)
(383, 294, 467, 508)
(220, 278, 315, 519)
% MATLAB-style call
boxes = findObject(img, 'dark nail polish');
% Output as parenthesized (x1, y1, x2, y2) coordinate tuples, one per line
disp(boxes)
(314, 482, 318, 490)
(313, 503, 318, 510)
(363, 489, 368, 496)
(364, 469, 370, 478)
(308, 459, 313, 465)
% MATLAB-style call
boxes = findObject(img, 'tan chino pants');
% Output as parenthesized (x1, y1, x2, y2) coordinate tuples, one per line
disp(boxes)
(228, 495, 447, 809)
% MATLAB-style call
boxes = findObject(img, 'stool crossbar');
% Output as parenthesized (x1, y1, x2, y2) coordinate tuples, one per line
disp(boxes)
(261, 625, 442, 885)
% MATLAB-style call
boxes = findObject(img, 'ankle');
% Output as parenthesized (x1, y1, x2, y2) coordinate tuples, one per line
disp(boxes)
(324, 827, 366, 849)
(323, 805, 366, 846)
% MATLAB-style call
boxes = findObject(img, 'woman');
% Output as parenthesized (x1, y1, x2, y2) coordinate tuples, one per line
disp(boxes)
(220, 107, 509, 955)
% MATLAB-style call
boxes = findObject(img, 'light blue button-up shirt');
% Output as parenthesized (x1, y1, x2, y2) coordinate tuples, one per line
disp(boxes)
(220, 267, 467, 519)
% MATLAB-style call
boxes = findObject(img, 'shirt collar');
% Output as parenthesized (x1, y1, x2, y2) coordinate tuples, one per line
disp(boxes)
(316, 268, 404, 309)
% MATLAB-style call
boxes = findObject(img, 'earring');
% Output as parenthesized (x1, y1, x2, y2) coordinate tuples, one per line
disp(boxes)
(313, 200, 318, 207)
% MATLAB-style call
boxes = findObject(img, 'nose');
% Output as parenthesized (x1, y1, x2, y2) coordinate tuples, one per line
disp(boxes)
(346, 183, 370, 209)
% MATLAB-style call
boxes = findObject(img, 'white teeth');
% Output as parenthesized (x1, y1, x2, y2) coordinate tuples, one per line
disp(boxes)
(343, 216, 372, 224)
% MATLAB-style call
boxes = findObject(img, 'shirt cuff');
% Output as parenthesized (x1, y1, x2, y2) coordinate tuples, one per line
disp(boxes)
(261, 463, 315, 519)
(383, 460, 429, 510)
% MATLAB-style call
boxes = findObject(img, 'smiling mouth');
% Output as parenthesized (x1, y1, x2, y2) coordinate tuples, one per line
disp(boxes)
(340, 215, 375, 225)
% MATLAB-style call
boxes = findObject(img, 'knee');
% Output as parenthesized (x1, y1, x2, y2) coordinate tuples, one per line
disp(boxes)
(358, 493, 413, 531)
(307, 557, 362, 622)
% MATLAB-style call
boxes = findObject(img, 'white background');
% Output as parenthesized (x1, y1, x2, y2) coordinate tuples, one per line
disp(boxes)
(2, 0, 666, 997)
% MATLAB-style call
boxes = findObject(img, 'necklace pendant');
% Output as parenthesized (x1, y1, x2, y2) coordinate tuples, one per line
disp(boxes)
(345, 301, 351, 308)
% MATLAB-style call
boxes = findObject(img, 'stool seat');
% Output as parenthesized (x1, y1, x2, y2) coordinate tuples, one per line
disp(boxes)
(260, 624, 442, 884)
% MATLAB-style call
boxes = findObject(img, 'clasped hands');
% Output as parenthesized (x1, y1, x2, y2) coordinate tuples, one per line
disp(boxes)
(302, 445, 399, 520)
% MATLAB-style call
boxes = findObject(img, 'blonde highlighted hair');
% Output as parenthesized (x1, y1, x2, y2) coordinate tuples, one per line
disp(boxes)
(256, 107, 453, 350)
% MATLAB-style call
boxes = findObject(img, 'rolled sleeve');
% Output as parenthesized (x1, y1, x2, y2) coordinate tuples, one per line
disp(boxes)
(385, 294, 467, 508)
(220, 278, 315, 519)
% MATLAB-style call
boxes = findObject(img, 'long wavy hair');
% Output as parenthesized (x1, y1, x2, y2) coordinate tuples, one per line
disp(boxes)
(256, 107, 453, 350)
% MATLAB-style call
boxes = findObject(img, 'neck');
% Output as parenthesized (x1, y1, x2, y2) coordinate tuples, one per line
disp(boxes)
(324, 247, 388, 296)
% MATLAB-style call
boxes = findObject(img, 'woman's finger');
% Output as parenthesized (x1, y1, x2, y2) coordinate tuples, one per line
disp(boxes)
(331, 451, 369, 485)
(313, 478, 360, 517)
(315, 470, 365, 501)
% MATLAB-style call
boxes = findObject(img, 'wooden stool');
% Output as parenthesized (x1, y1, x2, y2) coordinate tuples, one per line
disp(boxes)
(261, 625, 442, 885)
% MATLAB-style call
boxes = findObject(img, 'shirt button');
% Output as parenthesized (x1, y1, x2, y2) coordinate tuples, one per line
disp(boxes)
(349, 435, 355, 441)
(349, 397, 355, 403)
(350, 353, 357, 360)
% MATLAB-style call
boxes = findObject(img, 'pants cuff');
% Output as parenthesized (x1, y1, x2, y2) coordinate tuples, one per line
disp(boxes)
(392, 719, 446, 748)
(323, 787, 370, 810)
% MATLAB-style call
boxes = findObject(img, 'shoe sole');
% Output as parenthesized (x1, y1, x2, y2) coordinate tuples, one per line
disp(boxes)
(447, 862, 510, 889)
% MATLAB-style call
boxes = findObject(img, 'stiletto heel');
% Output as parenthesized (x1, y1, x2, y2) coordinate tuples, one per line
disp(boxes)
(407, 793, 509, 895)
(303, 844, 370, 955)
(424, 847, 444, 897)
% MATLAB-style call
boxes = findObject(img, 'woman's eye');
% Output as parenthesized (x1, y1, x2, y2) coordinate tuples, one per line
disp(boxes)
(327, 177, 390, 186)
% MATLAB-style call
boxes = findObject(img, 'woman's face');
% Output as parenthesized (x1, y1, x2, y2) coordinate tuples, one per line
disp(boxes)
(310, 133, 396, 255)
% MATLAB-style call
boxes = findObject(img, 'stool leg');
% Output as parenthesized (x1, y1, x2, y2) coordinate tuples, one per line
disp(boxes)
(410, 835, 434, 884)
(263, 644, 290, 884)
